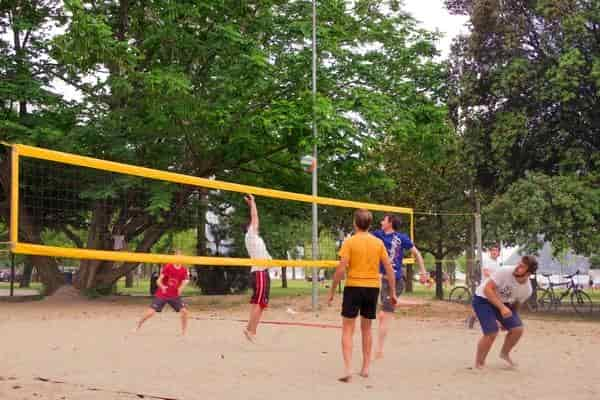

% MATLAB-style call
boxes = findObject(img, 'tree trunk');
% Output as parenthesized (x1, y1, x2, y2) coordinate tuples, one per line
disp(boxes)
(125, 270, 134, 288)
(19, 258, 33, 288)
(281, 267, 287, 288)
(435, 257, 444, 300)
(405, 264, 413, 293)
(18, 212, 64, 294)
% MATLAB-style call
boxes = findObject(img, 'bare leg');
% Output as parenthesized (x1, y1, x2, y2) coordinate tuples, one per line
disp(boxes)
(180, 308, 189, 336)
(375, 310, 390, 359)
(338, 317, 356, 382)
(244, 304, 263, 342)
(360, 317, 373, 377)
(135, 308, 156, 332)
(500, 327, 523, 367)
(475, 332, 497, 369)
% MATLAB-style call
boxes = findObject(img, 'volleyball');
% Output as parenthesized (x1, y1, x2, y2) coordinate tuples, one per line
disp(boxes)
(300, 155, 316, 172)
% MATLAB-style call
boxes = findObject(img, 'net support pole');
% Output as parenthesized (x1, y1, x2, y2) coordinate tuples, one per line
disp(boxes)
(475, 195, 483, 282)
(311, 0, 319, 312)
(10, 145, 18, 246)
(10, 252, 15, 297)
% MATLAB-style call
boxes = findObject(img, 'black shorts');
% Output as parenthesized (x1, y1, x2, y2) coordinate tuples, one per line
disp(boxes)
(151, 297, 186, 313)
(250, 270, 270, 308)
(341, 286, 380, 319)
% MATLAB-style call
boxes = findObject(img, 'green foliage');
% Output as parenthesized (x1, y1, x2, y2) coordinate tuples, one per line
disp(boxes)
(590, 254, 600, 269)
(448, 0, 600, 254)
(485, 173, 599, 255)
(2, 0, 454, 293)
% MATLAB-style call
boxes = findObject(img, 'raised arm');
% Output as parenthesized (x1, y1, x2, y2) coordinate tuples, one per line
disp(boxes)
(245, 194, 259, 231)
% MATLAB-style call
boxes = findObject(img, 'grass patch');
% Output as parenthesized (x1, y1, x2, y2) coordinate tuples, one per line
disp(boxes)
(0, 282, 43, 293)
(115, 277, 446, 299)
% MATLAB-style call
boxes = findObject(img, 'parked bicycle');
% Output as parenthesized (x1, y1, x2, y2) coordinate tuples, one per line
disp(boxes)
(530, 270, 593, 314)
(448, 269, 479, 304)
(448, 284, 473, 304)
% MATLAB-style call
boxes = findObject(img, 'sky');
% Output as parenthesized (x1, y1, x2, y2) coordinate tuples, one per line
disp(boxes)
(403, 0, 469, 57)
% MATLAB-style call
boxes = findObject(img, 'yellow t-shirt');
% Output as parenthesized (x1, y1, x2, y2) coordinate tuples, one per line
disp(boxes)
(339, 232, 389, 288)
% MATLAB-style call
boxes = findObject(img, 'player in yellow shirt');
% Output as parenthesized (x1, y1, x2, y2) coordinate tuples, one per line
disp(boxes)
(328, 209, 397, 383)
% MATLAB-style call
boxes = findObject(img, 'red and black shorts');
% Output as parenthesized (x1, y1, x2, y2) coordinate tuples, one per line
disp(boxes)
(151, 296, 186, 313)
(250, 270, 270, 309)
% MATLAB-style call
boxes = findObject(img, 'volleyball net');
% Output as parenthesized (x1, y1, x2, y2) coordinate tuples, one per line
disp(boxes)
(7, 144, 414, 269)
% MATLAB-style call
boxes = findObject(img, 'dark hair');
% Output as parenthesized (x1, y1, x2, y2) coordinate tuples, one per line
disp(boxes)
(521, 255, 538, 274)
(384, 214, 402, 231)
(354, 209, 373, 231)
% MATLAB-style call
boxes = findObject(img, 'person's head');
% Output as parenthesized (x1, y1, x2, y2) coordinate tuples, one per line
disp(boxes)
(173, 248, 182, 256)
(353, 209, 373, 232)
(489, 245, 500, 260)
(381, 214, 401, 232)
(513, 255, 538, 283)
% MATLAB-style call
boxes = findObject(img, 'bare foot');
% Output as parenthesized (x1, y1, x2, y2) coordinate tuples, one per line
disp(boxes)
(500, 353, 517, 368)
(359, 371, 369, 378)
(338, 376, 352, 383)
(131, 326, 140, 334)
(373, 351, 384, 360)
(475, 362, 485, 370)
(243, 329, 255, 343)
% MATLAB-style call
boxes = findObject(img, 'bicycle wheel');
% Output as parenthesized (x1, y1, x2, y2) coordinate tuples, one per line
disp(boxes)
(570, 291, 593, 314)
(448, 286, 472, 304)
(536, 288, 553, 312)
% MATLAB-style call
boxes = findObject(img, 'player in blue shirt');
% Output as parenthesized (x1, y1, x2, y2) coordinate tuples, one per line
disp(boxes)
(372, 214, 427, 359)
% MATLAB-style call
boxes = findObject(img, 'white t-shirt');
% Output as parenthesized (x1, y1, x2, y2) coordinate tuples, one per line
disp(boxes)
(475, 266, 532, 304)
(244, 226, 271, 272)
(481, 253, 501, 280)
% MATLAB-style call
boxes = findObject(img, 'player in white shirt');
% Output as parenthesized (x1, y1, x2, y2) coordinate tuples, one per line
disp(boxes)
(481, 245, 501, 279)
(472, 256, 538, 369)
(467, 245, 502, 328)
(243, 194, 272, 343)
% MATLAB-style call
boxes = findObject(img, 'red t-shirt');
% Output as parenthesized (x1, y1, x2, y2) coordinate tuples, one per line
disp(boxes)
(156, 263, 189, 299)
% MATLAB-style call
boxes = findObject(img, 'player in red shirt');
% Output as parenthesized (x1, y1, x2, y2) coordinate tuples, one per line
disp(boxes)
(134, 249, 190, 335)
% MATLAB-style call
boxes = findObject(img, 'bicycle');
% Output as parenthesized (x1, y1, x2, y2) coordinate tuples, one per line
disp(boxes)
(448, 284, 473, 304)
(533, 270, 593, 314)
(448, 270, 479, 304)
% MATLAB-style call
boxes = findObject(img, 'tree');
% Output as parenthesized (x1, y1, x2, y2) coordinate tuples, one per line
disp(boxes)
(372, 136, 472, 299)
(0, 0, 76, 294)
(2, 0, 455, 295)
(447, 0, 600, 255)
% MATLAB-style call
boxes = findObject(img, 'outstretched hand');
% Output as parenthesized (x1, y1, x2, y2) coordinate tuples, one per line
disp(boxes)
(244, 194, 255, 205)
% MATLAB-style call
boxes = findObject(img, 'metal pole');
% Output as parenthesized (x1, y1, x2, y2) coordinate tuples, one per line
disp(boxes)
(311, 0, 319, 312)
(10, 252, 15, 297)
(475, 194, 483, 283)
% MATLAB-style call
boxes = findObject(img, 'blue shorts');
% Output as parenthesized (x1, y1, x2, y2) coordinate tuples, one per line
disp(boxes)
(472, 295, 523, 335)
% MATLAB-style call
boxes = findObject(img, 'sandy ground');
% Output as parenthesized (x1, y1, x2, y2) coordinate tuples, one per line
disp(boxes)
(1, 290, 599, 400)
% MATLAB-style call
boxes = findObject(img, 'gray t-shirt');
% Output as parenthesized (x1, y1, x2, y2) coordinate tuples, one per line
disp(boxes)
(475, 265, 532, 304)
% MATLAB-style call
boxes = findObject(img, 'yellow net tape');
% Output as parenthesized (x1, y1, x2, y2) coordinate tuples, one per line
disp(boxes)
(9, 144, 415, 267)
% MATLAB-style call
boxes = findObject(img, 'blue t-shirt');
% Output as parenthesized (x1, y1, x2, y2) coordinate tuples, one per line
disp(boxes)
(372, 230, 414, 279)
